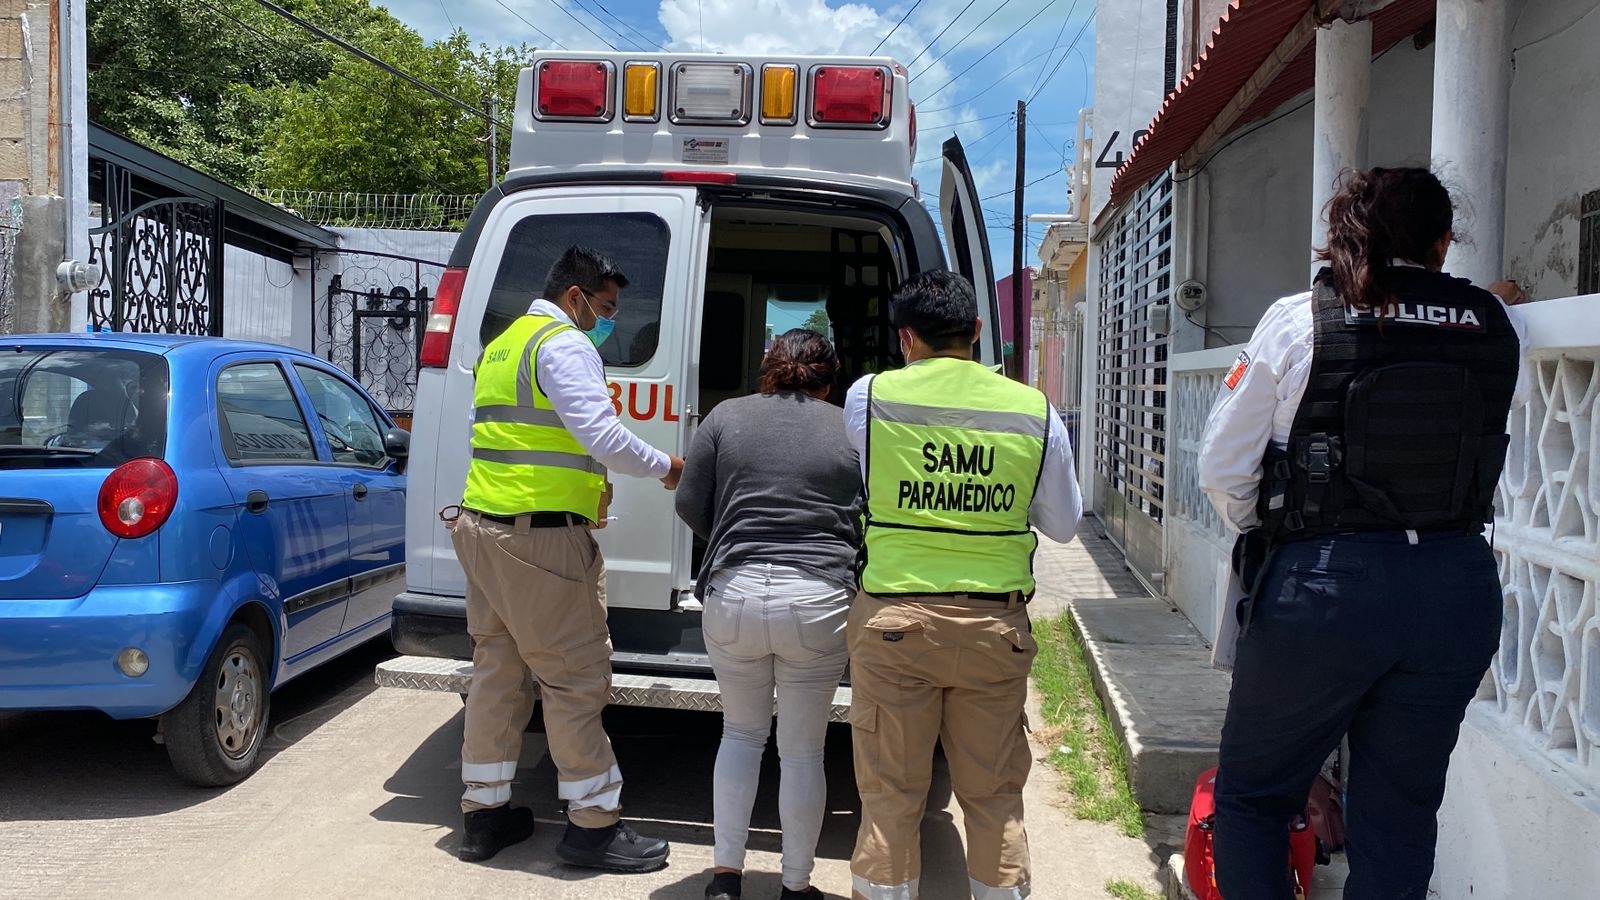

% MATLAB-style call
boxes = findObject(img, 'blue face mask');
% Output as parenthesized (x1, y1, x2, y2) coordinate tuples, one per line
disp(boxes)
(578, 289, 616, 348)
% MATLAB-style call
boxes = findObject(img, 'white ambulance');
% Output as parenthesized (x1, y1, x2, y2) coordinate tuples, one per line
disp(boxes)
(378, 51, 1006, 714)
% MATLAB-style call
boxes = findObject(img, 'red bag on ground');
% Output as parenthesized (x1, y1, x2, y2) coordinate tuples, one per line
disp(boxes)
(1185, 767, 1318, 900)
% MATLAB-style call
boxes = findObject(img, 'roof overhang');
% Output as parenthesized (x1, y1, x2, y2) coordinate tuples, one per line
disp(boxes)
(1038, 221, 1089, 272)
(1108, 0, 1436, 208)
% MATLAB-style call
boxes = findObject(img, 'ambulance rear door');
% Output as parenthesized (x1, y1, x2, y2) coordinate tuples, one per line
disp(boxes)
(437, 184, 707, 611)
(939, 136, 1006, 368)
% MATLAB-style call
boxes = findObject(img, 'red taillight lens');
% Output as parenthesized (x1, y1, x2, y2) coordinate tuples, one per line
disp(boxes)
(98, 458, 178, 540)
(422, 267, 466, 369)
(909, 102, 918, 163)
(536, 60, 614, 120)
(811, 66, 889, 127)
(662, 170, 737, 184)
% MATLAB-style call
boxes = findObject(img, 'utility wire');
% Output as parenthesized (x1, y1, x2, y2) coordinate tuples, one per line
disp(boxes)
(487, 0, 568, 49)
(534, 0, 614, 48)
(1026, 9, 1095, 105)
(917, 44, 1068, 113)
(1027, 0, 1083, 99)
(872, 0, 928, 55)
(437, 0, 456, 31)
(916, 0, 1062, 104)
(911, 0, 1030, 84)
(245, 0, 502, 125)
(584, 0, 667, 51)
(903, 0, 981, 71)
(981, 168, 1059, 202)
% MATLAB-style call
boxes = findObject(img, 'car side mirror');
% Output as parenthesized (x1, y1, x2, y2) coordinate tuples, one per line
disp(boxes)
(383, 427, 410, 472)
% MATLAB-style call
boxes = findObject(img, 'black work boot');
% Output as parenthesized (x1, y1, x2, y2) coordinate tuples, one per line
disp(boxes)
(704, 870, 742, 899)
(779, 888, 824, 900)
(556, 820, 670, 872)
(457, 805, 535, 862)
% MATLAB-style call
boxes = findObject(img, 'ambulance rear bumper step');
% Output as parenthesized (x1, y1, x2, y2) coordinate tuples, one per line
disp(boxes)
(376, 655, 853, 723)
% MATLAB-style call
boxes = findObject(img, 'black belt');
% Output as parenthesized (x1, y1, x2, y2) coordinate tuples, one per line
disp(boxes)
(465, 509, 591, 528)
(872, 590, 1030, 605)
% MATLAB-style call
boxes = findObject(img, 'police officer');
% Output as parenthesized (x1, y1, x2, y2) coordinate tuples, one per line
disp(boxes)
(1197, 168, 1529, 899)
(843, 270, 1082, 900)
(451, 245, 684, 871)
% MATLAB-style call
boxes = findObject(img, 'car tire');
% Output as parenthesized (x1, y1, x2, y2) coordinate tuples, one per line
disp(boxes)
(163, 622, 272, 787)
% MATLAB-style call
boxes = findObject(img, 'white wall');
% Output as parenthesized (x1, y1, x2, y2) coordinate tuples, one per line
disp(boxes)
(1090, 0, 1172, 221)
(221, 247, 299, 346)
(1503, 0, 1600, 299)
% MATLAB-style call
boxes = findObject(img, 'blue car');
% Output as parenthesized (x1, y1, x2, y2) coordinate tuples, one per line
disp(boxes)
(0, 335, 408, 786)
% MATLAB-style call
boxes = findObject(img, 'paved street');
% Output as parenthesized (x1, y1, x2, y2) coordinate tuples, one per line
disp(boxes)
(0, 555, 1163, 899)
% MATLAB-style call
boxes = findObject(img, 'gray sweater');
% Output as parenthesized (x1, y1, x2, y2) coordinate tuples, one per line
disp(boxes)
(674, 392, 862, 599)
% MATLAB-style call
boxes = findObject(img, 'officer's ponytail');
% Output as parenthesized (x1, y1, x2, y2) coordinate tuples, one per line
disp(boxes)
(1316, 167, 1456, 313)
(760, 328, 840, 397)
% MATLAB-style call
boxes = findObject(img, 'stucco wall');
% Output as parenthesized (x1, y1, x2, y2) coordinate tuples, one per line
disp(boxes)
(1090, 0, 1171, 222)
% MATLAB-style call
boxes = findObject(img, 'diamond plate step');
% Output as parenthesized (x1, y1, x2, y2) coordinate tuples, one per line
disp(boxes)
(375, 655, 853, 723)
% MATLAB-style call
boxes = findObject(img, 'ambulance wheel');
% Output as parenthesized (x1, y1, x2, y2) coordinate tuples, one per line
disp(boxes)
(163, 623, 271, 787)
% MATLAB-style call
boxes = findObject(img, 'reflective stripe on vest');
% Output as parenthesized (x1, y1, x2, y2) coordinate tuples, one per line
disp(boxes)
(462, 315, 607, 519)
(862, 357, 1049, 595)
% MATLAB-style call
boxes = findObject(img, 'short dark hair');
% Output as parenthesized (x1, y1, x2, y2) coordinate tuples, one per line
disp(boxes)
(890, 270, 979, 351)
(542, 245, 629, 302)
(759, 329, 840, 394)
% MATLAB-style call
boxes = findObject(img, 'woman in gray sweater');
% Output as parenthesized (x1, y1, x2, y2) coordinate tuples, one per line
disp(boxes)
(675, 329, 862, 900)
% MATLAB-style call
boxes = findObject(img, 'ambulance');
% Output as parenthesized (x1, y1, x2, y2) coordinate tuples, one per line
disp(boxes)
(377, 51, 1006, 714)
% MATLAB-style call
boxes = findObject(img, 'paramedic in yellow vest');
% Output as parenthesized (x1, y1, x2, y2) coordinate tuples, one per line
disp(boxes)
(451, 245, 684, 872)
(844, 270, 1082, 900)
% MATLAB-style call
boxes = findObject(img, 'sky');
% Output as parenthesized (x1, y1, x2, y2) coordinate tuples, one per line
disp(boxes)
(378, 0, 1096, 250)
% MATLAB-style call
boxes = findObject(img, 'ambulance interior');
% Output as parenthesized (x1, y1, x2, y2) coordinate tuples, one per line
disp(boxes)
(688, 205, 909, 578)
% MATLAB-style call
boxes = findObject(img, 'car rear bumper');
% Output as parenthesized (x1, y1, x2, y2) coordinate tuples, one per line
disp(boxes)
(391, 591, 472, 660)
(0, 581, 219, 718)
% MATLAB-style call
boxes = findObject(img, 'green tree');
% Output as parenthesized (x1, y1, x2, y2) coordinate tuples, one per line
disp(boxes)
(803, 308, 830, 336)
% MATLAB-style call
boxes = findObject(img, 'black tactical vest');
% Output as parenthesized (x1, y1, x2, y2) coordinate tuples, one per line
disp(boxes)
(1257, 267, 1521, 542)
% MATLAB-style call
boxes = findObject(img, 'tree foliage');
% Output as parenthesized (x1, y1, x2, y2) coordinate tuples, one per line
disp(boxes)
(803, 308, 831, 336)
(87, 0, 523, 194)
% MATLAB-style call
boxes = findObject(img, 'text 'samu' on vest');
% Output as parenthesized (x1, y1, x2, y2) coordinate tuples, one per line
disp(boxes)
(896, 441, 1020, 512)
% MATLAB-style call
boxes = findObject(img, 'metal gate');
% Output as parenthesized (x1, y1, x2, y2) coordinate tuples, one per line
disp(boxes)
(315, 250, 445, 422)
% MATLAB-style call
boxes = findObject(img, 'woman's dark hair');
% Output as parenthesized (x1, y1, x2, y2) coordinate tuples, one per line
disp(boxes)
(1316, 167, 1455, 312)
(759, 328, 839, 395)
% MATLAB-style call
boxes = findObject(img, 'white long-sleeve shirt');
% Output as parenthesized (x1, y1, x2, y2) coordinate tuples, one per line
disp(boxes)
(1196, 280, 1531, 533)
(843, 365, 1083, 544)
(486, 299, 670, 479)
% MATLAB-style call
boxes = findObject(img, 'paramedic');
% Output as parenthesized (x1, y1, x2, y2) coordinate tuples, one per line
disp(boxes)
(844, 270, 1082, 900)
(1197, 167, 1528, 900)
(451, 245, 684, 872)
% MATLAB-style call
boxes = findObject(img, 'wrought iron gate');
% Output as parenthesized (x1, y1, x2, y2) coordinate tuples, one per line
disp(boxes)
(316, 250, 444, 418)
(88, 159, 224, 335)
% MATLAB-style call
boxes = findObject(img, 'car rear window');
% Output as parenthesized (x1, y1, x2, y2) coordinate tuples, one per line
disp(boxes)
(479, 212, 671, 368)
(0, 348, 169, 468)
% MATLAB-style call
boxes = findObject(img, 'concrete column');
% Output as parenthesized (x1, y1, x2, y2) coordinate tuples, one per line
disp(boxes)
(1310, 17, 1372, 281)
(1431, 0, 1513, 286)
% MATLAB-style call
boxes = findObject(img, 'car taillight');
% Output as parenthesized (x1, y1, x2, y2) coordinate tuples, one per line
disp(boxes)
(909, 102, 918, 163)
(98, 458, 178, 540)
(421, 267, 466, 369)
(662, 171, 737, 184)
(536, 60, 615, 121)
(809, 65, 891, 128)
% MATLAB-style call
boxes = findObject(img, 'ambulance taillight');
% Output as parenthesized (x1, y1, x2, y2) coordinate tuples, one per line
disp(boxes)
(421, 267, 467, 368)
(809, 65, 891, 128)
(536, 60, 615, 121)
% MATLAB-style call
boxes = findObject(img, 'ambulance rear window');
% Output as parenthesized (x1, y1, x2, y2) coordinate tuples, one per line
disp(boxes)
(480, 212, 672, 368)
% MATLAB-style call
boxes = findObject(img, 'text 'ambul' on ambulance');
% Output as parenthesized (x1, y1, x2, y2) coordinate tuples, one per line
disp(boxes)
(378, 51, 1007, 714)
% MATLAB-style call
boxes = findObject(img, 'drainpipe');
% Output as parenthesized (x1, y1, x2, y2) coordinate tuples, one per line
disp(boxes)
(54, 0, 95, 325)
(1430, 0, 1513, 287)
(1029, 108, 1093, 224)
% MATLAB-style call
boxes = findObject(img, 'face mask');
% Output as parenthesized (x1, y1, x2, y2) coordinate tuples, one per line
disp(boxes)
(578, 289, 615, 348)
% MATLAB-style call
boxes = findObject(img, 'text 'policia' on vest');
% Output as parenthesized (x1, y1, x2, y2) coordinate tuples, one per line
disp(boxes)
(463, 314, 607, 521)
(1257, 266, 1520, 545)
(861, 357, 1051, 596)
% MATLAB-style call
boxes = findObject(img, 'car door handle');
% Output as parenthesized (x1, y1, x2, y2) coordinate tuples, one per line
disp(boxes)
(246, 490, 270, 514)
(352, 483, 369, 501)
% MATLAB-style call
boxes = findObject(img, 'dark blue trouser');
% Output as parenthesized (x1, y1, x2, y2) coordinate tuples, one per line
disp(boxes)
(1213, 532, 1502, 900)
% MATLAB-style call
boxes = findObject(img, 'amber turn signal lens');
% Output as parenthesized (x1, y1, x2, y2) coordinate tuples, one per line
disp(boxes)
(761, 65, 798, 124)
(624, 62, 659, 121)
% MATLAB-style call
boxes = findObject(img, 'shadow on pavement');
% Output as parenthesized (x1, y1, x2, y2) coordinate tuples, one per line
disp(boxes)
(374, 703, 976, 897)
(0, 637, 395, 822)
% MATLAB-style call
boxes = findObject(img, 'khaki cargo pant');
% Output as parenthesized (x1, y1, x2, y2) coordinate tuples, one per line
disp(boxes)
(848, 592, 1037, 900)
(452, 512, 622, 828)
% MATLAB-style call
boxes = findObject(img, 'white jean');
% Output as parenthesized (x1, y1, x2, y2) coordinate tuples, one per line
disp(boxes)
(704, 563, 852, 891)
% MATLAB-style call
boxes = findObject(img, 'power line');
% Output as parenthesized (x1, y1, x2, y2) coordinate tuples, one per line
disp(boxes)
(903, 0, 981, 71)
(911, 0, 1030, 84)
(1026, 9, 1096, 105)
(244, 0, 502, 126)
(437, 0, 456, 31)
(981, 168, 1059, 202)
(488, 0, 568, 49)
(583, 0, 666, 51)
(872, 0, 927, 55)
(536, 0, 620, 49)
(916, 0, 1063, 105)
(917, 44, 1067, 114)
(1027, 0, 1083, 99)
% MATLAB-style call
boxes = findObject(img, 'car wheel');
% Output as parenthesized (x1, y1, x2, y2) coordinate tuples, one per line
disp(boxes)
(163, 622, 271, 787)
